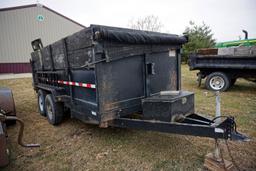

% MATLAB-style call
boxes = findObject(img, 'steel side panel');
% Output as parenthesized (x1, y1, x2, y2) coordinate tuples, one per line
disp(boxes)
(96, 55, 145, 120)
(146, 52, 178, 94)
(96, 51, 180, 121)
(71, 70, 96, 104)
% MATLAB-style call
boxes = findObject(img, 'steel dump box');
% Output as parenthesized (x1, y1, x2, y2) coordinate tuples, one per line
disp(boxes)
(31, 25, 187, 124)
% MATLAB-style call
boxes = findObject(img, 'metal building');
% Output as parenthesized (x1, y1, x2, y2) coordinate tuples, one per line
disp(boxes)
(0, 4, 85, 73)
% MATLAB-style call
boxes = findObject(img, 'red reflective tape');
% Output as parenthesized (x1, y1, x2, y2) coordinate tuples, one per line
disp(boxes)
(69, 82, 75, 86)
(57, 80, 96, 89)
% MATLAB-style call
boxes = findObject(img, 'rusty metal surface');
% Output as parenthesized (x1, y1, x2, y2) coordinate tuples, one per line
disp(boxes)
(197, 48, 218, 55)
(0, 88, 16, 117)
(0, 122, 9, 167)
(0, 113, 40, 148)
(0, 89, 39, 167)
(5, 115, 40, 148)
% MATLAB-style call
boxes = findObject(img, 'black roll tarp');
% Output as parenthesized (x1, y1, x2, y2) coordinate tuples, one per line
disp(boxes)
(91, 25, 188, 45)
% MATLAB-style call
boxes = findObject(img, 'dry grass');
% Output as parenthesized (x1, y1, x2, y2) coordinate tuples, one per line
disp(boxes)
(0, 65, 256, 171)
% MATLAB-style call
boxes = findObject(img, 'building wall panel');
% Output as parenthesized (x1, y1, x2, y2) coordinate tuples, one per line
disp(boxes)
(0, 63, 31, 73)
(0, 5, 84, 73)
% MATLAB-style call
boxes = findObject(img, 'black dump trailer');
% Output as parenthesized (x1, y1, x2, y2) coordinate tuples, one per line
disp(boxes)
(30, 25, 246, 141)
(188, 53, 256, 91)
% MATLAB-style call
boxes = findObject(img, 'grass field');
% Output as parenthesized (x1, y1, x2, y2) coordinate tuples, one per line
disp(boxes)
(1, 65, 256, 171)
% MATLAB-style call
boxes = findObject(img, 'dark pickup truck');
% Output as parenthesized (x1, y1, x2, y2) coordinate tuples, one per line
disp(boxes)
(188, 52, 256, 91)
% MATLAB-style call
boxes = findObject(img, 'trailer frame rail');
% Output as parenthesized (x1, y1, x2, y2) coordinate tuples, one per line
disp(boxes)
(110, 113, 248, 141)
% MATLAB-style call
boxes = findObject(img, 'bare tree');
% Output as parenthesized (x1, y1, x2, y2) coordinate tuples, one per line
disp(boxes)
(128, 15, 163, 32)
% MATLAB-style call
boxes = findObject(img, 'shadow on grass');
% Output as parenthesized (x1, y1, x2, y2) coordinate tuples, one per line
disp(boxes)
(229, 83, 256, 92)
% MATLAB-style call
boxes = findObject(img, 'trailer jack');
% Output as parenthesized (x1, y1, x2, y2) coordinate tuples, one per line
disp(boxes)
(204, 139, 235, 171)
(110, 114, 248, 171)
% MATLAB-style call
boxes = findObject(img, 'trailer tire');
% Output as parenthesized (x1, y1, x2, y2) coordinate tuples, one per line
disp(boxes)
(38, 90, 47, 116)
(205, 72, 230, 91)
(45, 94, 64, 125)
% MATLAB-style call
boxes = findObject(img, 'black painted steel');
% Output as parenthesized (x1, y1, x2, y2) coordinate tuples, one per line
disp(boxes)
(110, 114, 247, 140)
(188, 54, 256, 70)
(31, 25, 186, 124)
(30, 25, 248, 141)
(188, 54, 256, 79)
(142, 91, 194, 122)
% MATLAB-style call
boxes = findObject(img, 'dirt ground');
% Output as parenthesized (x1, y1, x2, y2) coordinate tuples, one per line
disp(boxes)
(1, 65, 256, 171)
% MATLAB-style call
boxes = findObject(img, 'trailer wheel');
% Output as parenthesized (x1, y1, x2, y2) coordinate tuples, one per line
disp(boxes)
(38, 90, 47, 116)
(45, 94, 64, 125)
(206, 72, 230, 91)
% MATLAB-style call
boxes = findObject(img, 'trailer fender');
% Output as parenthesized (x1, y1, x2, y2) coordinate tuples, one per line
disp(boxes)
(36, 86, 64, 102)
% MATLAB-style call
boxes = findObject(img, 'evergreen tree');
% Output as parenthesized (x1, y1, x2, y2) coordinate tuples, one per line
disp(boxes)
(182, 21, 216, 63)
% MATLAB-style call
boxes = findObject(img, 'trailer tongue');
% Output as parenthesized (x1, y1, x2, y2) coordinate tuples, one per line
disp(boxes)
(112, 113, 247, 141)
(109, 90, 247, 141)
(30, 25, 248, 142)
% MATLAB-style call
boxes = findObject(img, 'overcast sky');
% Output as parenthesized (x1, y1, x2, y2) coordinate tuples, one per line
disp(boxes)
(1, 0, 255, 42)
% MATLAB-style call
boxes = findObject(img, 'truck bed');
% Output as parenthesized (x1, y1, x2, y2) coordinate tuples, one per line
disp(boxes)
(188, 54, 256, 70)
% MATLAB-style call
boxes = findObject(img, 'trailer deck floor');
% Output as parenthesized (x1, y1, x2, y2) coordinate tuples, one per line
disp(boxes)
(1, 65, 255, 171)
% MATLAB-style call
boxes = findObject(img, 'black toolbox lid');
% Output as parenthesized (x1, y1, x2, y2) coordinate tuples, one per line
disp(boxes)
(142, 91, 194, 103)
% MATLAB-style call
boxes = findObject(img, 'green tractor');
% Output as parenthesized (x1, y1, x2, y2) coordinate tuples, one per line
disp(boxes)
(215, 30, 256, 48)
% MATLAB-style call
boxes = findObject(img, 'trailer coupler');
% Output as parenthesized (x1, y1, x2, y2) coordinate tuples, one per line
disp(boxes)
(111, 113, 249, 141)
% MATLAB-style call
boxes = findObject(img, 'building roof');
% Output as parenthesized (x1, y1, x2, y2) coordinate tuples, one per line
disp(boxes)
(0, 3, 86, 28)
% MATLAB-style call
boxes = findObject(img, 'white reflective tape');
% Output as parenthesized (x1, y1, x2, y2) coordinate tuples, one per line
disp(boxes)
(57, 80, 96, 89)
(215, 128, 224, 133)
(169, 50, 176, 57)
(91, 111, 97, 116)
